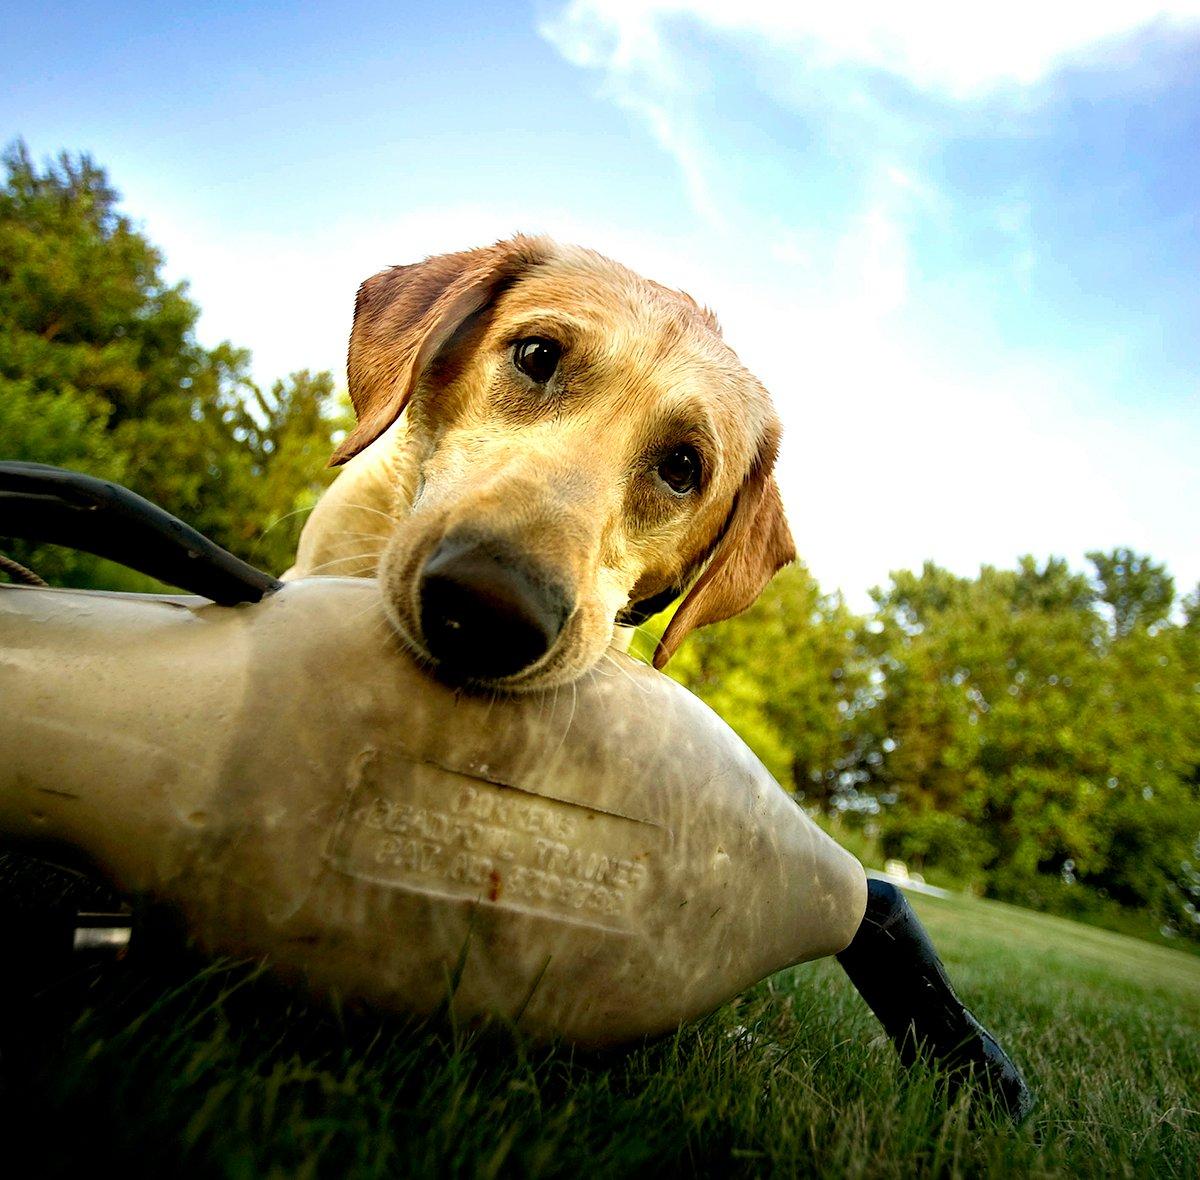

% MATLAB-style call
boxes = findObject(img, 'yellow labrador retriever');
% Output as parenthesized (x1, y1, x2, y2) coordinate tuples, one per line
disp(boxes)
(287, 235, 794, 691)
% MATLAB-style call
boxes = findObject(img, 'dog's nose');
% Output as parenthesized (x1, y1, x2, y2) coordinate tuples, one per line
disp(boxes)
(418, 534, 572, 681)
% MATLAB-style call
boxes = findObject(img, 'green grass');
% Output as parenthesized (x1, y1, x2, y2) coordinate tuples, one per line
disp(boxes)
(814, 816, 1200, 958)
(4, 891, 1198, 1178)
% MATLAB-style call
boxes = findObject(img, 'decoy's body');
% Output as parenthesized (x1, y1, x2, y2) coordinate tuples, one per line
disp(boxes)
(0, 577, 866, 1046)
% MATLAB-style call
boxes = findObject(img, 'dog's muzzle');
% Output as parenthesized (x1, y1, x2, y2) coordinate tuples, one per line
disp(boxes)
(417, 532, 572, 682)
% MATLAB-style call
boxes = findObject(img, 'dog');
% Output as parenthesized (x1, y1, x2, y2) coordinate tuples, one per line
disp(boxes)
(286, 235, 795, 691)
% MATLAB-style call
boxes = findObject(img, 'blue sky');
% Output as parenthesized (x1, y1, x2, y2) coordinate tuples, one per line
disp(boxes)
(4, 1, 1198, 602)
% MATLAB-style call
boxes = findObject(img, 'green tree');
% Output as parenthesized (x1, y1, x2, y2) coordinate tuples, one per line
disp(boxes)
(0, 140, 346, 584)
(662, 563, 876, 799)
(218, 368, 352, 574)
(1087, 547, 1174, 637)
(1182, 584, 1200, 631)
(868, 556, 1200, 937)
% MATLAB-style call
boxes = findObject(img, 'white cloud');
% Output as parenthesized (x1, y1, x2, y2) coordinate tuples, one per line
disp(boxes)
(544, 0, 1200, 101)
(689, 268, 1200, 607)
(835, 204, 910, 318)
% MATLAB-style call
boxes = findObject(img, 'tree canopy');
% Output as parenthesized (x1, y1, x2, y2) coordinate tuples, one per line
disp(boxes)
(0, 140, 349, 585)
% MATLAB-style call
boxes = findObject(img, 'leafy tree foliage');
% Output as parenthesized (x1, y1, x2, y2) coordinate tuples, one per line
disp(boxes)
(665, 563, 876, 795)
(868, 557, 1200, 933)
(1087, 547, 1174, 637)
(0, 140, 348, 585)
(661, 550, 1200, 944)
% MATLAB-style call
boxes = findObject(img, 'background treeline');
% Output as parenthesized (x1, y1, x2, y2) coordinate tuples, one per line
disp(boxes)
(659, 558, 1200, 948)
(3, 145, 1198, 947)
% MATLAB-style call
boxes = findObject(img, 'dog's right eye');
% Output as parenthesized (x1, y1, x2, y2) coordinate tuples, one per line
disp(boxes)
(513, 337, 563, 384)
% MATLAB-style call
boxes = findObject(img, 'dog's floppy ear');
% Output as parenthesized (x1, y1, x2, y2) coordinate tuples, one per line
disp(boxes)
(653, 428, 795, 668)
(331, 235, 554, 465)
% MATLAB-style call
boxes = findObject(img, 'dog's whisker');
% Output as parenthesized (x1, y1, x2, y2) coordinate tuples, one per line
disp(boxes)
(626, 621, 665, 660)
(600, 650, 637, 687)
(601, 649, 655, 697)
(336, 502, 400, 525)
(336, 530, 393, 542)
(549, 680, 580, 758)
(305, 552, 386, 574)
(580, 664, 625, 733)
(304, 551, 384, 567)
(259, 504, 317, 540)
(350, 597, 388, 625)
(481, 686, 500, 726)
(584, 667, 620, 734)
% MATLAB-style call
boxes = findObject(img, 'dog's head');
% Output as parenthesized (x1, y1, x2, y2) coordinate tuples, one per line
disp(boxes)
(335, 235, 794, 691)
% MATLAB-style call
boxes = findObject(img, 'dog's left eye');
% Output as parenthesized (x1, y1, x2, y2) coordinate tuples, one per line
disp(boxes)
(656, 445, 702, 495)
(513, 337, 563, 384)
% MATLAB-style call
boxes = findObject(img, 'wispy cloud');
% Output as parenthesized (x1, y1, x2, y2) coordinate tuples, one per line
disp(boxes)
(541, 1, 1200, 225)
(539, 2, 725, 226)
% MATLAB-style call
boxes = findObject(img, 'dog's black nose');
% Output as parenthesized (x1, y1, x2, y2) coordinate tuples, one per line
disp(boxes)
(418, 534, 571, 681)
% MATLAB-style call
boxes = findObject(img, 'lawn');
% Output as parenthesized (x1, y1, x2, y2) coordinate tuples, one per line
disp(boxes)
(3, 889, 1198, 1178)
